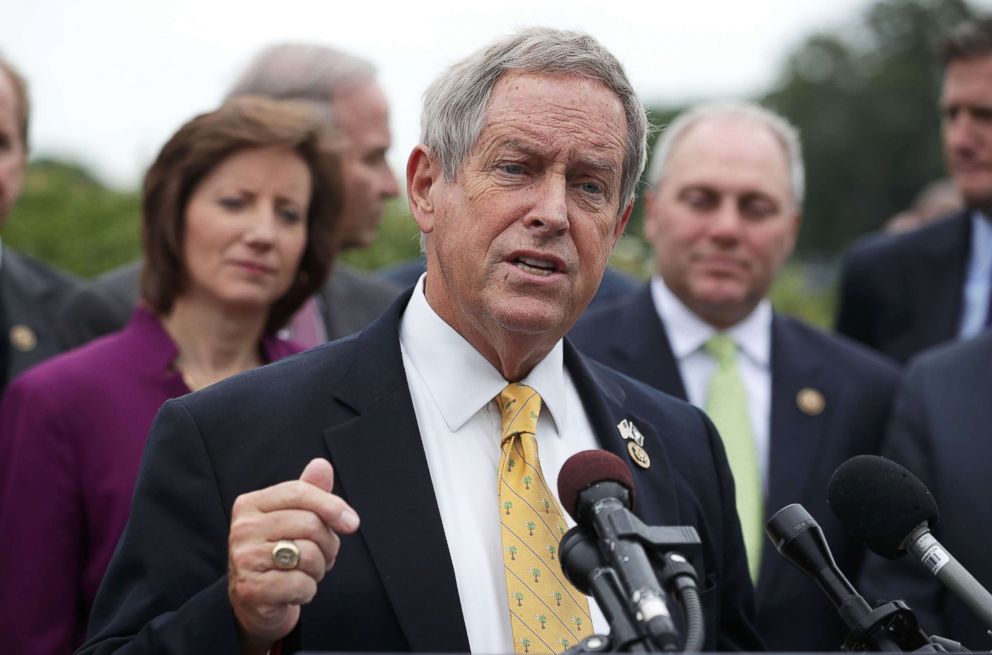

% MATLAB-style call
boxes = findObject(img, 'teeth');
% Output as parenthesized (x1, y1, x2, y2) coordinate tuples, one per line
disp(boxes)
(515, 257, 555, 276)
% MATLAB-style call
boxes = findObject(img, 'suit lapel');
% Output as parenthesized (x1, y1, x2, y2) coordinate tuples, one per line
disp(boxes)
(564, 341, 681, 526)
(319, 295, 470, 652)
(607, 286, 688, 400)
(758, 316, 834, 591)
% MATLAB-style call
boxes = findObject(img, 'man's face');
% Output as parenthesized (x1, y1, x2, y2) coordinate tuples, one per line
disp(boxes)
(409, 72, 630, 373)
(645, 117, 800, 328)
(0, 70, 26, 228)
(941, 55, 992, 210)
(330, 81, 399, 249)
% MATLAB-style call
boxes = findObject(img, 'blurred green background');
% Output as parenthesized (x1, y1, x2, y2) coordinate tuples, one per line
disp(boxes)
(4, 0, 977, 330)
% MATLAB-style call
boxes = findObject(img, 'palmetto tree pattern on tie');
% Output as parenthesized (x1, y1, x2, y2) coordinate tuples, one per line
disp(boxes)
(498, 383, 591, 654)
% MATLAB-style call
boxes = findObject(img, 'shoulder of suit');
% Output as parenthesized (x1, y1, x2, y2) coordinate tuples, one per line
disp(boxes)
(582, 351, 697, 416)
(571, 285, 647, 341)
(905, 330, 992, 379)
(774, 313, 900, 381)
(843, 211, 970, 267)
(2, 248, 79, 299)
(325, 264, 403, 300)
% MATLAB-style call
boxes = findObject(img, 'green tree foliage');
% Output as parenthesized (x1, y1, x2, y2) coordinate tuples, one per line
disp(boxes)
(4, 159, 141, 277)
(762, 0, 975, 255)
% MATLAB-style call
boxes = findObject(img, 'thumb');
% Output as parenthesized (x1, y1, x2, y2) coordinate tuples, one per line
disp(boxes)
(299, 457, 335, 493)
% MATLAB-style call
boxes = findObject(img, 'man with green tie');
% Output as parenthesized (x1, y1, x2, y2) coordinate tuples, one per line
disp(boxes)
(572, 101, 899, 651)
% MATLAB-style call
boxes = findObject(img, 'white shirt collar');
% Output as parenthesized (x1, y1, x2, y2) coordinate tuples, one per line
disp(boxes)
(399, 275, 569, 435)
(650, 275, 772, 367)
(971, 209, 992, 260)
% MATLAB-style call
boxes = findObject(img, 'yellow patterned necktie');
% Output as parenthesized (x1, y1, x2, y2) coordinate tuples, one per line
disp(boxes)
(498, 383, 592, 654)
(704, 333, 764, 581)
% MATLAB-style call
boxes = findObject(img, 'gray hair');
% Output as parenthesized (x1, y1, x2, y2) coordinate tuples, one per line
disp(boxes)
(646, 101, 805, 208)
(226, 43, 376, 106)
(420, 27, 648, 210)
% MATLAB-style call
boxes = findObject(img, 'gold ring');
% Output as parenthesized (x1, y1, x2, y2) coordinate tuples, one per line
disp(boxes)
(271, 539, 300, 570)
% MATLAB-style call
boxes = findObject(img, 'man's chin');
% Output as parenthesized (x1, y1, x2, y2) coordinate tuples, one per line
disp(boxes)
(489, 301, 571, 338)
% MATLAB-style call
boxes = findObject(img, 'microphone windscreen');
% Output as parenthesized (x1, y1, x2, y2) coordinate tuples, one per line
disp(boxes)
(827, 455, 938, 559)
(557, 449, 635, 522)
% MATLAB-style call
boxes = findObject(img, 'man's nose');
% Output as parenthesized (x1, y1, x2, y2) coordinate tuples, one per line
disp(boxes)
(945, 111, 979, 154)
(523, 175, 569, 234)
(709, 200, 743, 241)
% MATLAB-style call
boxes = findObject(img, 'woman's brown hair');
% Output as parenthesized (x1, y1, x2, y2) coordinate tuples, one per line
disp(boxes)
(140, 95, 342, 333)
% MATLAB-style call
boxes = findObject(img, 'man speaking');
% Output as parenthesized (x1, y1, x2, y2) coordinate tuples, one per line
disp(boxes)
(82, 29, 760, 654)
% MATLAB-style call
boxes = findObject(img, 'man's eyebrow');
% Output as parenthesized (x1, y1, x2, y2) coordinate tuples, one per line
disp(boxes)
(574, 156, 617, 174)
(490, 138, 619, 175)
(492, 138, 540, 156)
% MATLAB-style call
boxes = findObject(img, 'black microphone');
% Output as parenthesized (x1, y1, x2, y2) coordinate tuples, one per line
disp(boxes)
(766, 503, 930, 651)
(558, 450, 679, 651)
(828, 455, 992, 632)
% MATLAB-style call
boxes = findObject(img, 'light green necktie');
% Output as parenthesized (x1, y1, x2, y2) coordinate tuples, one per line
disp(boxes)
(704, 334, 763, 581)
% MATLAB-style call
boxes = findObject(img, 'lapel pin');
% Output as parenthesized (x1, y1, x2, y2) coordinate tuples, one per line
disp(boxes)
(9, 324, 37, 352)
(626, 441, 651, 469)
(617, 419, 650, 469)
(796, 387, 825, 416)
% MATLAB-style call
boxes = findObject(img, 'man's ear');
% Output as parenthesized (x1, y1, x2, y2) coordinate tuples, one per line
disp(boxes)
(406, 145, 439, 235)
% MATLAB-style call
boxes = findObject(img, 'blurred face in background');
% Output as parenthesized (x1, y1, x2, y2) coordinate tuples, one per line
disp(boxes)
(942, 54, 992, 211)
(330, 81, 399, 249)
(0, 69, 26, 227)
(181, 146, 310, 314)
(645, 117, 800, 329)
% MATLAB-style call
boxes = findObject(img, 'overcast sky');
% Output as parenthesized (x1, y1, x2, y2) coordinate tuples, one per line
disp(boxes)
(4, 0, 990, 189)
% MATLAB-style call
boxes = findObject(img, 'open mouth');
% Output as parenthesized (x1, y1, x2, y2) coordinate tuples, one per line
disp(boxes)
(513, 255, 558, 277)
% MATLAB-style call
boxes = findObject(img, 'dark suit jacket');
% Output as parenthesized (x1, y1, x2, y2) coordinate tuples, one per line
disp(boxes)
(0, 247, 79, 385)
(570, 285, 899, 651)
(54, 260, 401, 349)
(81, 290, 762, 654)
(858, 332, 992, 651)
(835, 211, 971, 364)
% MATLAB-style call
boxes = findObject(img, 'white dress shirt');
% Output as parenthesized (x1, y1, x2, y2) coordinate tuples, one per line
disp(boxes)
(650, 277, 773, 487)
(399, 276, 609, 653)
(959, 211, 992, 338)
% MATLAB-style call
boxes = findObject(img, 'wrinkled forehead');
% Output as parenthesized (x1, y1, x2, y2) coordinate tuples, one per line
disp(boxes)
(477, 72, 626, 163)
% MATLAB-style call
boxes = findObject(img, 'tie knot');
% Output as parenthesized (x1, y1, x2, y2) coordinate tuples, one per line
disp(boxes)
(498, 383, 542, 440)
(704, 333, 738, 366)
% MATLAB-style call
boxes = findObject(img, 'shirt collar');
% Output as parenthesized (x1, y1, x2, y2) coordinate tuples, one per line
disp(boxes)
(651, 275, 772, 367)
(971, 210, 992, 266)
(399, 275, 568, 435)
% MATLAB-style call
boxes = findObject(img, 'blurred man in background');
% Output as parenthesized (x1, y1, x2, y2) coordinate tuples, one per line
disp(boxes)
(0, 53, 78, 393)
(56, 43, 401, 349)
(836, 17, 992, 364)
(571, 101, 898, 651)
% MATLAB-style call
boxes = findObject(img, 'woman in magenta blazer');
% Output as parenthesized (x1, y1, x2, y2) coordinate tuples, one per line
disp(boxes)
(0, 96, 343, 654)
